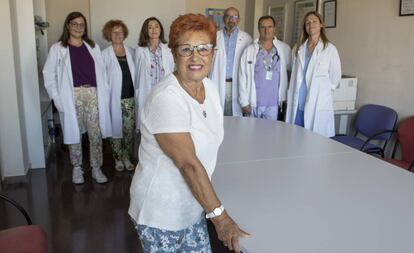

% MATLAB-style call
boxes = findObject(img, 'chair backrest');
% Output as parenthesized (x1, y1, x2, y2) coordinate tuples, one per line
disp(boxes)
(355, 104, 398, 140)
(397, 116, 414, 163)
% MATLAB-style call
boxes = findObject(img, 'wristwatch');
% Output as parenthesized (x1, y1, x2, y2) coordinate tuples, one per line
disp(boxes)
(205, 205, 225, 219)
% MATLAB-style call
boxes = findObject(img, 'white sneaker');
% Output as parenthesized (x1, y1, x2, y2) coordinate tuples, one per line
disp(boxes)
(72, 167, 84, 184)
(115, 160, 124, 172)
(92, 167, 108, 184)
(124, 160, 135, 171)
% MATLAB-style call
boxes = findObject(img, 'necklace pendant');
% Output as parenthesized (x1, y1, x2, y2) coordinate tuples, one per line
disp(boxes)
(203, 110, 207, 118)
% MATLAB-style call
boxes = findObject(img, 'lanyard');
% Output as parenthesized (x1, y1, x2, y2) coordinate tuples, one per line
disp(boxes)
(259, 45, 279, 71)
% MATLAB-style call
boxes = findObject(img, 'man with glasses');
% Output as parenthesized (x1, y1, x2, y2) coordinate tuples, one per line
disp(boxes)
(238, 15, 291, 120)
(210, 7, 252, 116)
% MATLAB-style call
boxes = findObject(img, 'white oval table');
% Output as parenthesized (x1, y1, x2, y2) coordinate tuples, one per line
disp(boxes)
(212, 117, 414, 253)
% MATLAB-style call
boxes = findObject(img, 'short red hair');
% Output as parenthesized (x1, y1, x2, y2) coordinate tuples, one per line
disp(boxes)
(168, 14, 217, 49)
(102, 20, 129, 42)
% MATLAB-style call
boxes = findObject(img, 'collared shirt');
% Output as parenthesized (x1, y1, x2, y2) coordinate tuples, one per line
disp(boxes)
(148, 43, 165, 87)
(254, 46, 280, 107)
(223, 27, 239, 79)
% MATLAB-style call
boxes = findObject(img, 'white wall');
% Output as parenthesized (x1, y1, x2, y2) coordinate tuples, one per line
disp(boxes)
(0, 0, 26, 178)
(10, 0, 45, 169)
(90, 0, 186, 49)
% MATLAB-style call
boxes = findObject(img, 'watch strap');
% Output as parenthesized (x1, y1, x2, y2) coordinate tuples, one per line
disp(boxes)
(205, 205, 225, 219)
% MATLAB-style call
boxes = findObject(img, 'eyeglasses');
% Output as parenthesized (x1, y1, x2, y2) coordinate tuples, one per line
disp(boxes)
(174, 43, 214, 57)
(69, 22, 85, 29)
(112, 31, 124, 35)
(225, 15, 239, 21)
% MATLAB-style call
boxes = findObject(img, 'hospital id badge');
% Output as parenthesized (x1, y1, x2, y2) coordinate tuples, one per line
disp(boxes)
(266, 71, 272, 80)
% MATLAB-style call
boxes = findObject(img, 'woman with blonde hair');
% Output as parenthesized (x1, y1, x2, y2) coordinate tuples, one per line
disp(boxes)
(286, 11, 341, 137)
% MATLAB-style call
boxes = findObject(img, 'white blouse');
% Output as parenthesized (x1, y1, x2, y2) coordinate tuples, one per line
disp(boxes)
(128, 73, 224, 230)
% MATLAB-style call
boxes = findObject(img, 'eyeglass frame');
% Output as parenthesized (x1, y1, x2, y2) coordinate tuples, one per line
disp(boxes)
(69, 22, 86, 29)
(111, 31, 125, 35)
(174, 43, 215, 57)
(224, 15, 239, 21)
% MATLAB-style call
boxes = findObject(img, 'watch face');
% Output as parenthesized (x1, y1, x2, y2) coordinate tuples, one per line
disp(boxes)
(213, 207, 222, 216)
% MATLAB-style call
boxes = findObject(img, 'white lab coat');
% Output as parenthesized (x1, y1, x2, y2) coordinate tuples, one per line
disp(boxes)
(43, 41, 112, 144)
(102, 44, 137, 138)
(134, 43, 174, 129)
(238, 37, 292, 108)
(285, 40, 341, 137)
(209, 29, 252, 116)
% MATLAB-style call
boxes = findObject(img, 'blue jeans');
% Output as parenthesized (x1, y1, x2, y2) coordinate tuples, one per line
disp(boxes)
(132, 217, 211, 253)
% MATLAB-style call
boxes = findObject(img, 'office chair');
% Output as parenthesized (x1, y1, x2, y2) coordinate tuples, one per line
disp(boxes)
(0, 193, 47, 253)
(383, 116, 414, 171)
(331, 104, 398, 157)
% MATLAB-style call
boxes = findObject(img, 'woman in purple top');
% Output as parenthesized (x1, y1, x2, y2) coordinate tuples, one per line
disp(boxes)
(43, 12, 112, 185)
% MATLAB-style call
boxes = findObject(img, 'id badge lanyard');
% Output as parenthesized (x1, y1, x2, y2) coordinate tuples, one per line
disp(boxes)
(259, 45, 280, 80)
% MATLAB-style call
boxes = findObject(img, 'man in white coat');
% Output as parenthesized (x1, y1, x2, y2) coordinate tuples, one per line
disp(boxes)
(238, 16, 291, 120)
(209, 7, 252, 116)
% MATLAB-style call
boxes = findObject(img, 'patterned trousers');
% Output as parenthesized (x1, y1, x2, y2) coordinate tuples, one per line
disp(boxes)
(111, 97, 136, 161)
(132, 217, 211, 253)
(68, 87, 103, 169)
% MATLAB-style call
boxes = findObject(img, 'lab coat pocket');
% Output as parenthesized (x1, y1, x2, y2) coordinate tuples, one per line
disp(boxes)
(315, 61, 329, 77)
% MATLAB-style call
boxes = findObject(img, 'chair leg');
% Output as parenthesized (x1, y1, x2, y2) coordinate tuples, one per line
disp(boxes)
(409, 161, 414, 172)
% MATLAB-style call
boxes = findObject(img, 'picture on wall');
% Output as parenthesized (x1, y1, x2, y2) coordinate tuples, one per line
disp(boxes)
(292, 0, 319, 45)
(400, 0, 414, 16)
(206, 8, 225, 29)
(323, 0, 336, 28)
(269, 4, 287, 42)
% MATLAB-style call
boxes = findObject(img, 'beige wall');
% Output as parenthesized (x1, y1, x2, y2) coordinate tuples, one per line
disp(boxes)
(186, 0, 248, 33)
(244, 0, 256, 36)
(327, 0, 414, 120)
(90, 0, 185, 48)
(43, 0, 414, 121)
(263, 0, 414, 121)
(45, 0, 90, 47)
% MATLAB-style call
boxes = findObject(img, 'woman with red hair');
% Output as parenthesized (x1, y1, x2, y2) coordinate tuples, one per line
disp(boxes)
(102, 20, 137, 172)
(128, 14, 249, 253)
